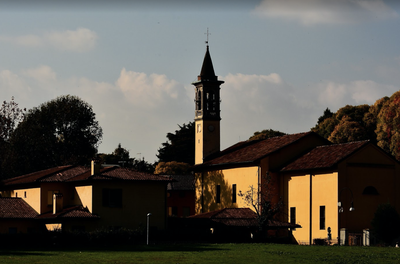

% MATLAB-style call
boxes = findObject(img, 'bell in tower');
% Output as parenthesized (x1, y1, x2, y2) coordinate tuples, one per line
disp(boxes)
(193, 44, 224, 164)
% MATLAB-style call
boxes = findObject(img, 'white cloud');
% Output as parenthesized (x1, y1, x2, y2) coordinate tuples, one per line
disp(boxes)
(0, 66, 192, 162)
(254, 0, 398, 26)
(22, 65, 57, 83)
(316, 80, 398, 109)
(116, 68, 182, 109)
(44, 28, 98, 52)
(0, 28, 98, 52)
(3, 65, 399, 162)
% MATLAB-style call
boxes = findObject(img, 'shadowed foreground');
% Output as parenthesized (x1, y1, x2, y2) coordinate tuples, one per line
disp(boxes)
(2, 243, 400, 264)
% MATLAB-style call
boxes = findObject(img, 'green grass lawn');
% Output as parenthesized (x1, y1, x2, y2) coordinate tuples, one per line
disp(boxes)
(2, 243, 400, 264)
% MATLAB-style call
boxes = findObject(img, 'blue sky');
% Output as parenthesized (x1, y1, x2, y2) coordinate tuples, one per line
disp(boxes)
(1, 0, 400, 162)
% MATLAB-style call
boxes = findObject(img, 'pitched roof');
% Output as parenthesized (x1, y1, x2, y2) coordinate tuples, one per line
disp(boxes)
(189, 208, 300, 228)
(189, 208, 258, 227)
(67, 166, 171, 183)
(281, 140, 370, 172)
(3, 165, 170, 187)
(199, 46, 217, 81)
(3, 165, 76, 186)
(37, 206, 99, 220)
(167, 174, 195, 191)
(0, 197, 38, 219)
(196, 132, 316, 168)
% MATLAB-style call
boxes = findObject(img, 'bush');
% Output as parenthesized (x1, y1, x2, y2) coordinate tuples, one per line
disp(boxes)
(371, 203, 400, 245)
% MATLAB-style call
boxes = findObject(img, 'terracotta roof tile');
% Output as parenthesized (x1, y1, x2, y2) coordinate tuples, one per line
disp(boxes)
(36, 206, 99, 219)
(281, 141, 370, 172)
(67, 167, 171, 182)
(0, 197, 38, 219)
(189, 208, 300, 228)
(3, 166, 74, 186)
(198, 132, 315, 167)
(167, 175, 195, 191)
(3, 165, 171, 186)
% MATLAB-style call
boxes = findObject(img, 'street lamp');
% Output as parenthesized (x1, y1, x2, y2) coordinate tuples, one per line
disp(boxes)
(147, 213, 152, 245)
(338, 188, 355, 245)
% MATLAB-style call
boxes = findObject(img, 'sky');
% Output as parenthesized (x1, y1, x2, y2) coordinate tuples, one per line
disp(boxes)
(1, 0, 400, 162)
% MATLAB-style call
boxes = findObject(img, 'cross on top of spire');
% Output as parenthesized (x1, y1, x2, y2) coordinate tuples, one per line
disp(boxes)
(205, 28, 210, 46)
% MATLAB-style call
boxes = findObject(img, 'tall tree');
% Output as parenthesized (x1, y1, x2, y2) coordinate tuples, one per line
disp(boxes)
(249, 129, 286, 141)
(157, 122, 195, 165)
(0, 97, 25, 142)
(312, 104, 372, 143)
(5, 95, 102, 177)
(376, 91, 400, 160)
(0, 97, 26, 180)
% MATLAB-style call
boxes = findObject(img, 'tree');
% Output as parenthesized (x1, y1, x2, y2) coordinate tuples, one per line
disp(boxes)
(312, 104, 372, 143)
(97, 143, 155, 173)
(238, 173, 282, 238)
(5, 95, 103, 177)
(317, 108, 334, 125)
(157, 122, 195, 165)
(328, 116, 368, 144)
(371, 203, 400, 245)
(376, 91, 400, 160)
(154, 161, 191, 175)
(0, 97, 26, 179)
(249, 129, 286, 141)
(0, 97, 25, 142)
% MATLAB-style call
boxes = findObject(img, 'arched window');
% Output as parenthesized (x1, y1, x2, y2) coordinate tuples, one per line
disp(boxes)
(362, 186, 379, 195)
(197, 90, 202, 110)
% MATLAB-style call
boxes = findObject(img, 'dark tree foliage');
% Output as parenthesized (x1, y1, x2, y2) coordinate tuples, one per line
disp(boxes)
(5, 95, 103, 178)
(97, 143, 155, 173)
(312, 104, 372, 143)
(0, 97, 26, 180)
(157, 122, 195, 165)
(154, 161, 191, 175)
(0, 97, 26, 142)
(249, 129, 286, 141)
(371, 203, 400, 245)
(376, 92, 400, 160)
(317, 108, 334, 125)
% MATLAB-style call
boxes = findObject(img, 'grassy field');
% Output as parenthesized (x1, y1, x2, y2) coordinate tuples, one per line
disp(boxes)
(2, 243, 400, 264)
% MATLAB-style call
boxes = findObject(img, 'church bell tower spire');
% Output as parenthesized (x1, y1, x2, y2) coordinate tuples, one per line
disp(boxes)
(193, 43, 224, 164)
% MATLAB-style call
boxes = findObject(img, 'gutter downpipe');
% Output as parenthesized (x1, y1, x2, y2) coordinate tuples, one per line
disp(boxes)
(309, 173, 313, 245)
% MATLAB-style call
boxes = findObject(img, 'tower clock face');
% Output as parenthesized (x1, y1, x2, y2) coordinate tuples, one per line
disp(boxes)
(208, 125, 215, 132)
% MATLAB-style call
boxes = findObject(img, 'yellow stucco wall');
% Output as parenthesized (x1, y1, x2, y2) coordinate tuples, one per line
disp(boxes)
(285, 172, 338, 245)
(4, 188, 41, 213)
(91, 182, 167, 231)
(195, 119, 220, 165)
(75, 185, 93, 212)
(195, 166, 259, 214)
(337, 144, 399, 233)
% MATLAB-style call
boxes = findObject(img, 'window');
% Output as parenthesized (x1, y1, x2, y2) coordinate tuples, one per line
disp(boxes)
(216, 185, 221, 204)
(24, 191, 27, 198)
(290, 207, 296, 225)
(232, 184, 237, 204)
(171, 206, 178, 216)
(102, 189, 122, 208)
(182, 207, 191, 217)
(320, 206, 326, 230)
(362, 186, 379, 195)
(15, 192, 18, 198)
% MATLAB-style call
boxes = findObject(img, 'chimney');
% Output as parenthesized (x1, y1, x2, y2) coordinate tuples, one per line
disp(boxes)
(53, 193, 63, 214)
(91, 159, 101, 176)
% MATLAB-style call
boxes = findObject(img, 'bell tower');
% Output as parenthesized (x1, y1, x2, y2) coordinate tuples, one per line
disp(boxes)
(193, 44, 224, 164)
